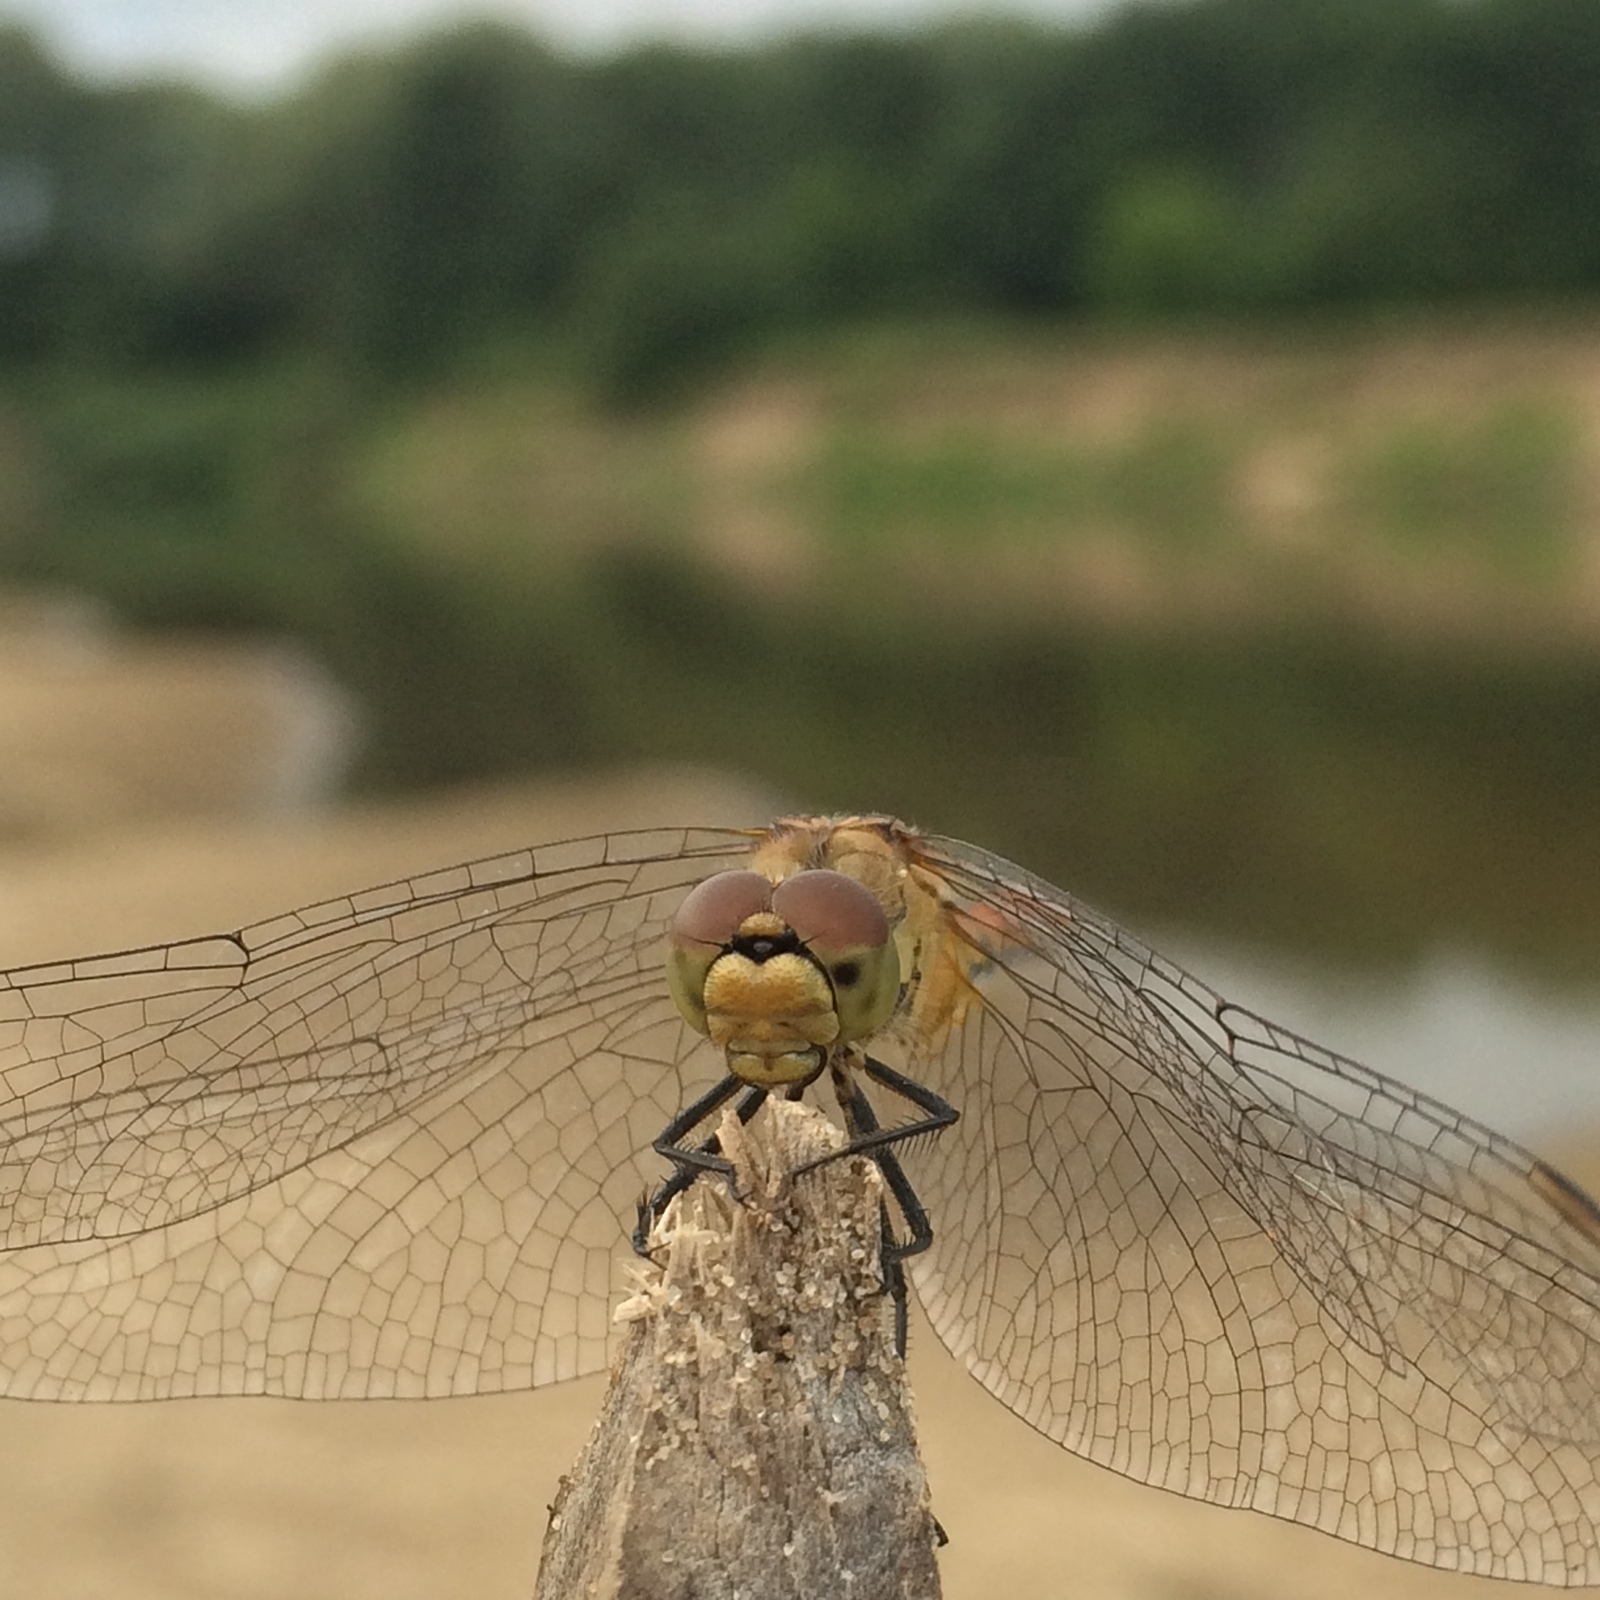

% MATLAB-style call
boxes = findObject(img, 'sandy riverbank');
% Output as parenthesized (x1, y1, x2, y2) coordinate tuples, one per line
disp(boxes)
(0, 767, 1581, 1600)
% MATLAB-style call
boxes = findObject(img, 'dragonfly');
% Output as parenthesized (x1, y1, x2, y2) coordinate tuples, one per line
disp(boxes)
(0, 813, 1596, 1585)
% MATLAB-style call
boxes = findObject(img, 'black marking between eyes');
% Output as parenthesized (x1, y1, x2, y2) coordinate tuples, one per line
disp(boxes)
(731, 928, 803, 963)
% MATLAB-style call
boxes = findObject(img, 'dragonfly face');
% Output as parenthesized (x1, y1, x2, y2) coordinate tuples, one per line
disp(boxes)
(664, 866, 900, 1085)
(0, 812, 1597, 1584)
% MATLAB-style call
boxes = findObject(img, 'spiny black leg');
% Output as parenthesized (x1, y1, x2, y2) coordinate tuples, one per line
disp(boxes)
(652, 1073, 752, 1178)
(851, 1056, 958, 1270)
(829, 1068, 910, 1234)
(826, 1058, 956, 1357)
(825, 1057, 958, 1553)
(798, 1054, 958, 1175)
(831, 1066, 907, 1351)
(884, 1251, 910, 1359)
(632, 1076, 767, 1256)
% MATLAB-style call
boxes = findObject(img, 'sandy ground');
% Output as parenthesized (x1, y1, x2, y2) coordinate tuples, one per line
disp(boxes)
(0, 599, 354, 845)
(0, 765, 1588, 1600)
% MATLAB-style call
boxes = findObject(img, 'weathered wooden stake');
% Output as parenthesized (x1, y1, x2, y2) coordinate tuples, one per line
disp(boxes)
(535, 1098, 944, 1600)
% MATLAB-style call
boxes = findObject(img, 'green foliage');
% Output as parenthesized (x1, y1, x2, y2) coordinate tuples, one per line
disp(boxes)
(1342, 402, 1578, 578)
(7, 0, 1600, 390)
(577, 212, 796, 406)
(795, 420, 1234, 552)
(10, 369, 351, 625)
(1088, 168, 1247, 313)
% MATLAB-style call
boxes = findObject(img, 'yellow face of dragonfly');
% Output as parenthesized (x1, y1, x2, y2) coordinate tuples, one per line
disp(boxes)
(665, 866, 901, 1086)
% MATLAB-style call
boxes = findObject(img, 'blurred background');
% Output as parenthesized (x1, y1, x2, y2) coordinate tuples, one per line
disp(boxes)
(1, 0, 1600, 1596)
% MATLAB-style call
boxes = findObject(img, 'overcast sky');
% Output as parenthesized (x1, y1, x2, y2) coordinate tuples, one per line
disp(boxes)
(2, 0, 1120, 92)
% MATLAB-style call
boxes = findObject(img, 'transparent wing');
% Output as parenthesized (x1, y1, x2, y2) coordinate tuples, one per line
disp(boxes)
(902, 833, 1600, 1586)
(0, 827, 750, 1401)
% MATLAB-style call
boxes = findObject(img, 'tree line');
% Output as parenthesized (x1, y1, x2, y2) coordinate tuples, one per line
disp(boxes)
(2, 0, 1599, 398)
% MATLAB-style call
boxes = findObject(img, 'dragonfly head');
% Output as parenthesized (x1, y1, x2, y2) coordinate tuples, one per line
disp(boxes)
(666, 867, 901, 1085)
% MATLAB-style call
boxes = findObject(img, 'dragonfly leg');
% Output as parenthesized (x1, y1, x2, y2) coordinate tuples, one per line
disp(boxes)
(633, 1076, 768, 1257)
(818, 1054, 958, 1357)
(798, 1053, 958, 1181)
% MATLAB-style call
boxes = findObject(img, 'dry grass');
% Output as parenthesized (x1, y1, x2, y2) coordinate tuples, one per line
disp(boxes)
(694, 316, 1600, 644)
(329, 314, 1600, 655)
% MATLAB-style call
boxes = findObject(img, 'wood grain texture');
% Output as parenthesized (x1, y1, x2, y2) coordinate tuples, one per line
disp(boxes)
(537, 1098, 942, 1600)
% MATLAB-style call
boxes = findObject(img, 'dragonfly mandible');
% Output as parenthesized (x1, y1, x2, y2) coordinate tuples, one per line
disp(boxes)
(0, 813, 1596, 1584)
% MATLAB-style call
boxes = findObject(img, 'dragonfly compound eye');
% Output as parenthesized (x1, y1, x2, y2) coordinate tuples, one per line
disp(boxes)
(770, 869, 900, 1041)
(664, 870, 774, 1033)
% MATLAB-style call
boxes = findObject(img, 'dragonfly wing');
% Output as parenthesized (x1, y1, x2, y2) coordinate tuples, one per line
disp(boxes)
(904, 835, 1600, 1584)
(0, 827, 746, 1399)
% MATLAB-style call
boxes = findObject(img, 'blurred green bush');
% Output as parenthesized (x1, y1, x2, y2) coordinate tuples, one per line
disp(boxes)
(796, 421, 1234, 553)
(6, 0, 1600, 394)
(1341, 403, 1578, 580)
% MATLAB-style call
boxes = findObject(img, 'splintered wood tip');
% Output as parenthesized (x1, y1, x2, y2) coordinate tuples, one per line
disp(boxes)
(536, 1099, 944, 1600)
